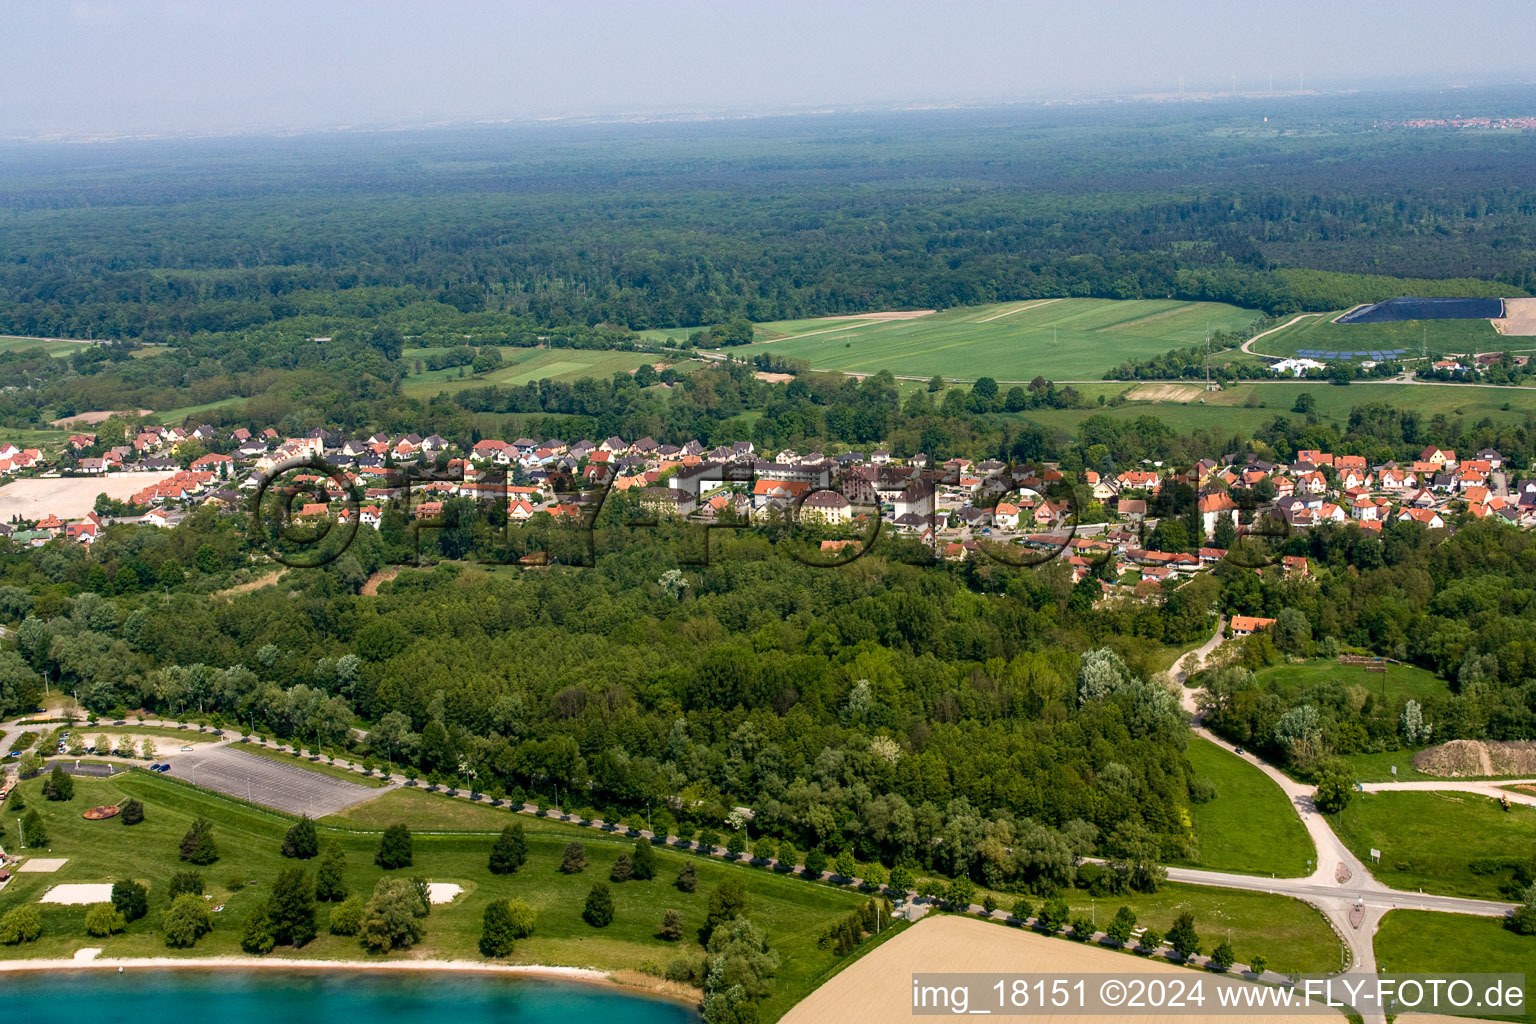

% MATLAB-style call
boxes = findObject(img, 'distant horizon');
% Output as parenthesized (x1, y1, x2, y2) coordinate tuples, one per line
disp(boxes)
(4, 0, 1536, 140)
(5, 77, 1536, 146)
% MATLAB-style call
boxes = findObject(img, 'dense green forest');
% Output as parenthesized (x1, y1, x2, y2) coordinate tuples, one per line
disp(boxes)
(3, 91, 1534, 347)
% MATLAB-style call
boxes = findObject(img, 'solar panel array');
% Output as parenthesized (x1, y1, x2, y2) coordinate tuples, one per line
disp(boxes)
(1294, 348, 1407, 361)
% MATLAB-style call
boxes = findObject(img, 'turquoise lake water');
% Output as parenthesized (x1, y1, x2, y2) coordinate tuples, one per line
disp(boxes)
(2, 970, 698, 1022)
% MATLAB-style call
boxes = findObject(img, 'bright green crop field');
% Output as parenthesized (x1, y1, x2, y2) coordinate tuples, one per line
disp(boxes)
(709, 299, 1260, 381)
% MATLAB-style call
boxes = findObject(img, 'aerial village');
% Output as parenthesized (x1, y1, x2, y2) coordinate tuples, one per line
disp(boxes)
(0, 424, 1528, 607)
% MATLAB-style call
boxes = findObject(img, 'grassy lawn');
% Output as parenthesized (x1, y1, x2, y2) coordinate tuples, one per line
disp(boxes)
(1253, 658, 1450, 703)
(75, 724, 223, 743)
(0, 335, 87, 357)
(232, 741, 393, 788)
(0, 772, 870, 1021)
(399, 348, 666, 398)
(1329, 791, 1536, 899)
(1250, 310, 1505, 359)
(1179, 737, 1313, 878)
(715, 299, 1259, 381)
(1375, 911, 1536, 1022)
(925, 876, 1340, 974)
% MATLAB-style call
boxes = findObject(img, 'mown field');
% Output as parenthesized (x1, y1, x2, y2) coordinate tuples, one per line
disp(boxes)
(1329, 791, 1536, 899)
(712, 299, 1259, 381)
(399, 347, 676, 397)
(1375, 911, 1536, 1022)
(0, 335, 89, 357)
(0, 772, 874, 1021)
(1179, 737, 1313, 878)
(915, 874, 1341, 974)
(1249, 310, 1509, 359)
(1254, 659, 1450, 703)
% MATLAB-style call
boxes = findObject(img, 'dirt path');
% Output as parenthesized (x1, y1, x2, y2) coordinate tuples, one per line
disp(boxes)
(212, 569, 284, 597)
(973, 297, 1061, 323)
(1241, 312, 1325, 356)
(360, 565, 403, 595)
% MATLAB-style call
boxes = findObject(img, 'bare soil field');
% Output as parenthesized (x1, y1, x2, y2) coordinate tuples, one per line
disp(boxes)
(1412, 739, 1536, 777)
(781, 915, 1336, 1024)
(0, 471, 182, 520)
(1492, 297, 1536, 337)
(48, 408, 151, 427)
(1126, 384, 1207, 402)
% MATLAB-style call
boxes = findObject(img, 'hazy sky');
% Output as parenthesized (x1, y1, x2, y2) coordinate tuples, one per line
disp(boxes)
(4, 0, 1535, 137)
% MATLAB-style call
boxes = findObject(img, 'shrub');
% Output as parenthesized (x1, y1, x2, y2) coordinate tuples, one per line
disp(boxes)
(803, 848, 828, 878)
(42, 765, 74, 801)
(675, 861, 697, 892)
(111, 880, 148, 922)
(240, 906, 276, 954)
(504, 900, 536, 938)
(664, 957, 699, 984)
(559, 842, 587, 874)
(179, 816, 219, 864)
(1039, 898, 1070, 932)
(120, 798, 144, 825)
(480, 900, 518, 957)
(1010, 898, 1033, 924)
(488, 823, 527, 875)
(359, 877, 427, 952)
(20, 808, 47, 847)
(162, 894, 213, 948)
(0, 906, 43, 944)
(660, 908, 685, 941)
(328, 896, 365, 936)
(282, 815, 319, 859)
(1070, 915, 1096, 941)
(85, 903, 126, 937)
(632, 839, 657, 880)
(609, 853, 634, 883)
(1248, 953, 1268, 975)
(167, 870, 204, 898)
(1209, 939, 1235, 971)
(375, 823, 413, 869)
(1168, 911, 1201, 960)
(583, 883, 614, 927)
(1138, 927, 1164, 955)
(889, 865, 914, 893)
(1105, 905, 1137, 946)
(315, 843, 348, 901)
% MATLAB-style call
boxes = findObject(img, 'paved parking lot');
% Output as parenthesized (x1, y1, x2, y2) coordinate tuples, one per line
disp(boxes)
(172, 746, 390, 816)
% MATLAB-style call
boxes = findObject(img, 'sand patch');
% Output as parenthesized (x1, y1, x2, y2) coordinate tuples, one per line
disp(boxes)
(752, 371, 795, 383)
(74, 948, 103, 961)
(782, 915, 1336, 1024)
(426, 882, 463, 905)
(0, 471, 185, 520)
(1493, 297, 1536, 337)
(360, 565, 402, 596)
(16, 858, 68, 873)
(48, 409, 151, 427)
(1413, 739, 1536, 777)
(40, 883, 114, 904)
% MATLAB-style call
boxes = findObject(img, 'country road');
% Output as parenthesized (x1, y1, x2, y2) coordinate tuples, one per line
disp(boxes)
(1241, 312, 1325, 356)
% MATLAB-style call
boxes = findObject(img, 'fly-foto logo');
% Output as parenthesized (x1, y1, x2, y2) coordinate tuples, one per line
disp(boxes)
(245, 455, 1110, 571)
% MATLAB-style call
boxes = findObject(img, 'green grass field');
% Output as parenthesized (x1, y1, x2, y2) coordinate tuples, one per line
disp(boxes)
(0, 336, 88, 357)
(400, 347, 674, 397)
(1253, 659, 1450, 703)
(1013, 379, 1536, 437)
(1250, 310, 1509, 359)
(1375, 911, 1536, 1022)
(934, 876, 1340, 974)
(0, 772, 873, 1021)
(1180, 737, 1313, 878)
(712, 299, 1259, 381)
(1329, 791, 1536, 899)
